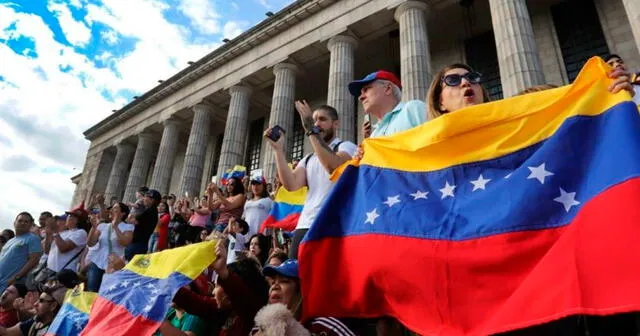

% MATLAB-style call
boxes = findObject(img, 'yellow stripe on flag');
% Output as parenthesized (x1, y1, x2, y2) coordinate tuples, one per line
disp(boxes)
(356, 57, 632, 173)
(64, 285, 97, 315)
(126, 240, 217, 280)
(274, 186, 307, 205)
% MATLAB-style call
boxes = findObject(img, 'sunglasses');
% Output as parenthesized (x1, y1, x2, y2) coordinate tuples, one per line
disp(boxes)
(38, 298, 56, 304)
(442, 71, 482, 87)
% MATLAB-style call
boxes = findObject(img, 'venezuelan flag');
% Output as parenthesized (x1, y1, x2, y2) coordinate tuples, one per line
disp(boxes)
(259, 187, 307, 233)
(46, 286, 96, 336)
(81, 240, 217, 336)
(300, 58, 640, 336)
(220, 165, 246, 185)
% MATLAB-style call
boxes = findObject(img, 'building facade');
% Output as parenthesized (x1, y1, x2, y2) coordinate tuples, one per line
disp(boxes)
(71, 0, 640, 205)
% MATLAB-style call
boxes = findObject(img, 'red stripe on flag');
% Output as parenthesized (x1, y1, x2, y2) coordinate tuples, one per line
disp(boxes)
(80, 296, 160, 336)
(259, 213, 300, 233)
(300, 177, 640, 335)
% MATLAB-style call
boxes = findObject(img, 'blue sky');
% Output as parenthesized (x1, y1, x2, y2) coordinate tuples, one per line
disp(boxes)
(0, 0, 293, 230)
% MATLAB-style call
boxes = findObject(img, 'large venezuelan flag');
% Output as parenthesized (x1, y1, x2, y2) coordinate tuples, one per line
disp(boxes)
(299, 58, 640, 336)
(81, 240, 217, 336)
(46, 286, 97, 336)
(259, 187, 307, 233)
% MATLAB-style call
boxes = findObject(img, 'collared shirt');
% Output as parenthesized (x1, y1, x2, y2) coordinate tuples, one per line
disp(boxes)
(371, 100, 427, 138)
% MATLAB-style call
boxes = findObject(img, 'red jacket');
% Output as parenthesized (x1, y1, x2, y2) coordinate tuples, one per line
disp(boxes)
(157, 213, 170, 250)
(173, 271, 264, 336)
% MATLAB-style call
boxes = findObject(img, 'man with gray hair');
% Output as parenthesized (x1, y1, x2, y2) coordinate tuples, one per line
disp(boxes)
(349, 70, 426, 138)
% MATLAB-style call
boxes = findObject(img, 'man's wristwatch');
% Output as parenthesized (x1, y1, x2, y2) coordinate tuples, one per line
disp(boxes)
(306, 126, 321, 136)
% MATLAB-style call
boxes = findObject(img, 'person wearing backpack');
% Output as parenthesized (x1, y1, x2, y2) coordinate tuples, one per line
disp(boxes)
(264, 101, 357, 259)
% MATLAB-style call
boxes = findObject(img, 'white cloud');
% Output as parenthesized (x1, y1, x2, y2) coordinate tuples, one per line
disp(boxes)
(177, 0, 221, 35)
(257, 0, 270, 9)
(230, 2, 239, 11)
(223, 20, 248, 40)
(47, 1, 92, 46)
(100, 29, 118, 45)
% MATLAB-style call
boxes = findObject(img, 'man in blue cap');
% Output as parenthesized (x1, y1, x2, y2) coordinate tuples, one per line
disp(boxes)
(349, 70, 426, 138)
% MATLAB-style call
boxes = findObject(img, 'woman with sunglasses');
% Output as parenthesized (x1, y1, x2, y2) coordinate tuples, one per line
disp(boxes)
(207, 178, 246, 233)
(426, 64, 489, 119)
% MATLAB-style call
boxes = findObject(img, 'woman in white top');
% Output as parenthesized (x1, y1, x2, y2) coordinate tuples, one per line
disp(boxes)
(44, 206, 89, 274)
(85, 202, 134, 292)
(243, 176, 273, 236)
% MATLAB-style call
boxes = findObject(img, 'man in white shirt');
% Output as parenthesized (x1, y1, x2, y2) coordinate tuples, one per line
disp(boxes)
(265, 102, 358, 259)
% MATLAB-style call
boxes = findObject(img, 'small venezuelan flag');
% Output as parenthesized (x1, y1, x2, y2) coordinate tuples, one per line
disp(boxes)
(46, 286, 97, 336)
(81, 240, 217, 336)
(300, 58, 640, 335)
(260, 187, 307, 233)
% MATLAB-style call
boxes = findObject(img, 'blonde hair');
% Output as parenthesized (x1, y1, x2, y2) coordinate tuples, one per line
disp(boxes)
(426, 63, 490, 120)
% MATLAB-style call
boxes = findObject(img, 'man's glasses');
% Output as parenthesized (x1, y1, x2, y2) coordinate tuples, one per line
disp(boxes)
(38, 298, 55, 304)
(442, 71, 482, 87)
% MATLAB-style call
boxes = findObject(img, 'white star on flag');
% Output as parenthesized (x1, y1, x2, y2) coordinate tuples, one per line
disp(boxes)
(410, 190, 428, 200)
(133, 281, 141, 288)
(470, 174, 491, 191)
(440, 181, 456, 199)
(107, 284, 117, 292)
(147, 284, 156, 289)
(554, 188, 580, 212)
(365, 208, 380, 224)
(383, 195, 401, 207)
(527, 163, 554, 184)
(504, 172, 513, 179)
(121, 280, 130, 288)
(143, 304, 153, 313)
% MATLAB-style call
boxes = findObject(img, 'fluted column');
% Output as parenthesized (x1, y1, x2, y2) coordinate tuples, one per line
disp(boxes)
(327, 35, 358, 142)
(489, 0, 545, 97)
(264, 63, 297, 180)
(103, 142, 135, 202)
(394, 1, 430, 101)
(180, 103, 214, 197)
(622, 0, 640, 55)
(122, 132, 156, 203)
(216, 85, 252, 179)
(150, 118, 181, 194)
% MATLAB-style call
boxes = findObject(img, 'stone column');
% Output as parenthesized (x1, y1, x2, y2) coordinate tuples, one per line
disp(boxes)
(103, 142, 135, 202)
(622, 0, 640, 55)
(394, 1, 431, 101)
(264, 63, 297, 180)
(180, 103, 214, 197)
(122, 132, 156, 203)
(216, 85, 252, 179)
(327, 35, 358, 142)
(489, 0, 545, 97)
(149, 118, 181, 194)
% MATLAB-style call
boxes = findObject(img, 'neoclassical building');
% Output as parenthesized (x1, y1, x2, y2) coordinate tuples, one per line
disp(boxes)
(71, 0, 640, 205)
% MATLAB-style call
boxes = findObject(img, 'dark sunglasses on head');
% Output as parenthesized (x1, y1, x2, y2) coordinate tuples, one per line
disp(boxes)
(442, 71, 482, 87)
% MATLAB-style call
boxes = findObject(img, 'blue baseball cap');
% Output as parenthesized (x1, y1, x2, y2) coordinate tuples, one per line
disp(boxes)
(263, 259, 298, 278)
(348, 70, 402, 96)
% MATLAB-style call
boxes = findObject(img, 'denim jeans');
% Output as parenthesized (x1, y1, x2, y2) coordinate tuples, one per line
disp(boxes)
(86, 262, 105, 292)
(147, 232, 159, 253)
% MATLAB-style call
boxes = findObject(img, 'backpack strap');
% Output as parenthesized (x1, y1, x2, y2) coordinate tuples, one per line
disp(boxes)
(302, 141, 344, 166)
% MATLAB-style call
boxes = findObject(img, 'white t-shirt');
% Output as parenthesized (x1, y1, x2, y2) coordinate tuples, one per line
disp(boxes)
(88, 222, 135, 270)
(47, 229, 88, 272)
(296, 137, 358, 230)
(226, 233, 246, 265)
(243, 197, 273, 236)
(633, 84, 640, 105)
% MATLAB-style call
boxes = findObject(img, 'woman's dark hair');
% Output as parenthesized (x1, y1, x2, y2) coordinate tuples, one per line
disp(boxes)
(247, 234, 271, 266)
(427, 63, 490, 120)
(224, 257, 269, 307)
(251, 181, 270, 199)
(267, 251, 289, 265)
(228, 177, 245, 196)
(1, 229, 15, 240)
(158, 201, 169, 213)
(113, 202, 131, 222)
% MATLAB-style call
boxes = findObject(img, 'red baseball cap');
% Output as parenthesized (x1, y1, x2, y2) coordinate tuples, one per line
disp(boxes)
(348, 70, 402, 96)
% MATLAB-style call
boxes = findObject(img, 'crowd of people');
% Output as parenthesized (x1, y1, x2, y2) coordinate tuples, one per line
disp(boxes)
(0, 53, 639, 336)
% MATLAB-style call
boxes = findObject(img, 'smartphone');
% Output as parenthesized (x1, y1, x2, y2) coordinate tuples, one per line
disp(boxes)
(267, 125, 285, 142)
